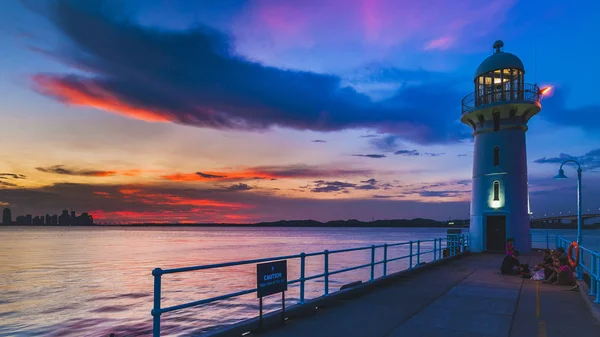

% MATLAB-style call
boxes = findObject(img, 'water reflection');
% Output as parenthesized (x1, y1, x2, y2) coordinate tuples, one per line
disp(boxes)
(0, 227, 595, 336)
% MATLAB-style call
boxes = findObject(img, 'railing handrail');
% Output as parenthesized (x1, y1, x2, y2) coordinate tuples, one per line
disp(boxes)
(151, 234, 470, 336)
(462, 82, 541, 114)
(159, 239, 443, 275)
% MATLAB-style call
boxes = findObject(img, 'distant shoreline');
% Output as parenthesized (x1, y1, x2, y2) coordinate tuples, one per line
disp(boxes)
(3, 217, 599, 230)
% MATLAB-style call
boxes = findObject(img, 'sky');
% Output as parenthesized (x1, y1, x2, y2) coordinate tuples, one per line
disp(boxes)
(0, 0, 599, 224)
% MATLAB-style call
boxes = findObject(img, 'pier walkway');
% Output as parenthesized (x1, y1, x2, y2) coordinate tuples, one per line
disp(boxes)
(255, 254, 598, 337)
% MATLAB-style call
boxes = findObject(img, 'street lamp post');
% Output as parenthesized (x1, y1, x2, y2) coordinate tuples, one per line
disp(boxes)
(554, 160, 583, 279)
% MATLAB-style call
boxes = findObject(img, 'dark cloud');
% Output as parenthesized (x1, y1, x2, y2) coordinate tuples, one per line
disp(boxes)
(361, 178, 377, 185)
(311, 180, 357, 193)
(398, 179, 472, 200)
(457, 154, 468, 157)
(36, 165, 116, 177)
(163, 165, 374, 182)
(225, 183, 252, 191)
(28, 0, 467, 144)
(370, 135, 402, 152)
(538, 88, 600, 133)
(417, 179, 471, 190)
(197, 172, 227, 179)
(417, 190, 467, 198)
(352, 154, 387, 159)
(0, 173, 27, 180)
(355, 184, 379, 190)
(0, 181, 18, 187)
(534, 149, 600, 170)
(393, 150, 444, 157)
(360, 135, 378, 138)
(372, 195, 394, 199)
(372, 195, 406, 199)
(394, 150, 420, 156)
(312, 140, 327, 143)
(356, 178, 379, 190)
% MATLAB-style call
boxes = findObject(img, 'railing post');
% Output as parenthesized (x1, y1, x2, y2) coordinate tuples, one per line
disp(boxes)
(577, 250, 583, 280)
(370, 245, 375, 281)
(416, 240, 421, 265)
(590, 253, 596, 297)
(596, 254, 600, 303)
(300, 253, 306, 304)
(433, 239, 437, 261)
(409, 241, 413, 269)
(324, 250, 329, 296)
(152, 268, 163, 337)
(383, 244, 388, 277)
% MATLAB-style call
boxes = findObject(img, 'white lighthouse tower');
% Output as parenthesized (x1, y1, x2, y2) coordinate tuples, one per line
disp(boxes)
(461, 41, 543, 253)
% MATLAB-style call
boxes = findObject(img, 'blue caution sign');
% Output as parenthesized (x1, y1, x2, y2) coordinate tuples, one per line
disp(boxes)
(257, 260, 287, 298)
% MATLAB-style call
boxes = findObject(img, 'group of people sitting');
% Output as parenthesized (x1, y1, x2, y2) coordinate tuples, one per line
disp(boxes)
(500, 238, 576, 286)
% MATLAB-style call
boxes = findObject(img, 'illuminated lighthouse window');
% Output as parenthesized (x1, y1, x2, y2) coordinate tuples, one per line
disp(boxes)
(492, 181, 501, 208)
(493, 181, 500, 200)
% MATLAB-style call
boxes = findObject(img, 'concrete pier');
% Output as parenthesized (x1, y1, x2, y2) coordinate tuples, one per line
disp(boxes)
(252, 254, 598, 337)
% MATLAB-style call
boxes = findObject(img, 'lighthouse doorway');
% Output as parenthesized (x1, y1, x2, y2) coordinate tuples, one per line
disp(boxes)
(486, 216, 506, 252)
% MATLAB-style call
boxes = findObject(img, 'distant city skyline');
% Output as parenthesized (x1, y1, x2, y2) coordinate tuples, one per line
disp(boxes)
(1, 1, 599, 223)
(2, 207, 93, 226)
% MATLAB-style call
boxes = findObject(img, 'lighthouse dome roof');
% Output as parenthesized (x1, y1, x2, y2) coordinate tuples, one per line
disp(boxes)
(475, 41, 524, 78)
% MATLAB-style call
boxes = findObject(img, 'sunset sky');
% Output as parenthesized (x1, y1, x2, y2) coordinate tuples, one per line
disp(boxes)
(1, 0, 599, 223)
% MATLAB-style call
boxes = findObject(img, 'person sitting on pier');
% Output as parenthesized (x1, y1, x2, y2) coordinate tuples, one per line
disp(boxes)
(506, 238, 515, 256)
(543, 249, 555, 278)
(501, 250, 521, 275)
(543, 256, 576, 286)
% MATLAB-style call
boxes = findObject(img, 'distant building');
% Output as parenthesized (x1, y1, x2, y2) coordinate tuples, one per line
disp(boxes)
(25, 215, 32, 225)
(59, 210, 71, 226)
(45, 214, 51, 225)
(71, 210, 76, 223)
(75, 212, 94, 225)
(16, 215, 25, 224)
(2, 208, 11, 225)
(33, 216, 41, 225)
(51, 214, 58, 225)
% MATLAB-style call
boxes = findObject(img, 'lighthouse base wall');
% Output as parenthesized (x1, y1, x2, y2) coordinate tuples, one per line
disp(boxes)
(469, 213, 531, 253)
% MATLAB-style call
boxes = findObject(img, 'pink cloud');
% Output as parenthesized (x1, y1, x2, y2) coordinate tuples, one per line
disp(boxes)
(233, 0, 517, 60)
(424, 36, 455, 51)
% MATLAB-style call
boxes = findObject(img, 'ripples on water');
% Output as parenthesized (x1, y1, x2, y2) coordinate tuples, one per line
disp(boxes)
(0, 227, 597, 336)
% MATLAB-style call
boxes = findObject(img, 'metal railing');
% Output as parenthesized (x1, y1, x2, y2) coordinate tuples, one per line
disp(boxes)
(531, 234, 558, 250)
(150, 234, 469, 336)
(556, 236, 600, 303)
(462, 83, 541, 114)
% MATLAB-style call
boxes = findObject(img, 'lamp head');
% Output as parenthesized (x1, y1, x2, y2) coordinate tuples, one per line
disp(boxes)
(554, 168, 568, 179)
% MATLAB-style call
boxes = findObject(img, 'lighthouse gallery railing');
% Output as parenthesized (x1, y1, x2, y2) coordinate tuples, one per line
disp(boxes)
(462, 82, 541, 114)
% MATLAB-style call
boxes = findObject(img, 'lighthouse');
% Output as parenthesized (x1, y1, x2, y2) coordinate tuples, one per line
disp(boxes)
(461, 41, 543, 253)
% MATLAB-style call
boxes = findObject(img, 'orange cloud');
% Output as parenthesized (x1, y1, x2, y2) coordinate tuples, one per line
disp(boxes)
(89, 209, 255, 224)
(161, 166, 373, 182)
(116, 187, 249, 209)
(36, 165, 154, 178)
(161, 170, 275, 182)
(32, 74, 172, 123)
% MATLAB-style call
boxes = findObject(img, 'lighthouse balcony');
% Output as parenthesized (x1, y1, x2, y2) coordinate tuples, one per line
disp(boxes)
(462, 83, 541, 115)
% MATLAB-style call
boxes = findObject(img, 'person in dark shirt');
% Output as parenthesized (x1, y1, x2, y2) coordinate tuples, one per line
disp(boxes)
(533, 249, 554, 279)
(501, 250, 521, 275)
